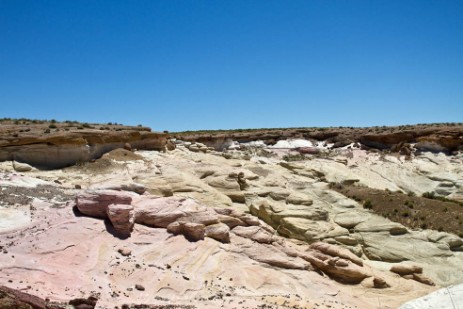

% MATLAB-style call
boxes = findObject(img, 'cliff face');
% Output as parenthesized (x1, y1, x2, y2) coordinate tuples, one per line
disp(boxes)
(0, 122, 167, 169)
(174, 124, 463, 153)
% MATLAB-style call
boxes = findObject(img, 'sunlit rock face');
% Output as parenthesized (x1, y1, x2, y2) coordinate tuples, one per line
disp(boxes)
(0, 122, 167, 169)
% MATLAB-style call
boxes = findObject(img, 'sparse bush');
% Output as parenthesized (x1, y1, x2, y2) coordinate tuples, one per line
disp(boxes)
(44, 128, 50, 134)
(363, 200, 373, 209)
(49, 124, 57, 129)
(422, 191, 436, 199)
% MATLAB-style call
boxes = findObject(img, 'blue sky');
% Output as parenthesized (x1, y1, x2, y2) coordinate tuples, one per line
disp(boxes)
(1, 0, 462, 131)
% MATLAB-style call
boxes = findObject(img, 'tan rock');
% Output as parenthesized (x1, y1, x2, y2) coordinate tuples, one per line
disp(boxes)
(390, 264, 423, 276)
(166, 221, 205, 242)
(310, 242, 363, 266)
(205, 223, 230, 243)
(232, 226, 274, 244)
(12, 160, 34, 172)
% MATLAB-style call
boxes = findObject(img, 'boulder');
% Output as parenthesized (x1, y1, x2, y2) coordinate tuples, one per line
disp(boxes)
(0, 285, 47, 309)
(390, 264, 423, 276)
(412, 273, 434, 286)
(107, 204, 135, 237)
(12, 160, 34, 172)
(205, 223, 230, 243)
(286, 193, 313, 206)
(166, 221, 205, 242)
(75, 190, 134, 218)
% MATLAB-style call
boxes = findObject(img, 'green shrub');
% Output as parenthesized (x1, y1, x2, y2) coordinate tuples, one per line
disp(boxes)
(363, 200, 373, 209)
(422, 191, 436, 199)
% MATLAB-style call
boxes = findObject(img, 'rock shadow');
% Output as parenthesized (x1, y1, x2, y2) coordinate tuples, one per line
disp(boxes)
(103, 219, 130, 240)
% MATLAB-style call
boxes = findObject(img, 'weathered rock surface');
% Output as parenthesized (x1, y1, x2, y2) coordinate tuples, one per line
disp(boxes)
(2, 128, 463, 308)
(107, 204, 135, 237)
(400, 284, 463, 309)
(0, 121, 167, 169)
(174, 124, 463, 153)
(75, 190, 135, 218)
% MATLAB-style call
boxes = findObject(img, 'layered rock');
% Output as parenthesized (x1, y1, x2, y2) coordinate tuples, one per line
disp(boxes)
(0, 124, 167, 169)
(174, 124, 463, 153)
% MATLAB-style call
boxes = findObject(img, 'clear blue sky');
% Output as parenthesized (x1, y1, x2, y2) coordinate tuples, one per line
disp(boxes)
(1, 0, 462, 131)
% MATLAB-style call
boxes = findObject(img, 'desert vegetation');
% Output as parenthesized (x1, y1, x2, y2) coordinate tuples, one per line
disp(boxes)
(333, 184, 463, 237)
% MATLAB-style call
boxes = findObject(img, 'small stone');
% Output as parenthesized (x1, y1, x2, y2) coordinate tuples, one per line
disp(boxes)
(135, 284, 145, 291)
(117, 248, 131, 257)
(373, 276, 390, 289)
(124, 143, 132, 151)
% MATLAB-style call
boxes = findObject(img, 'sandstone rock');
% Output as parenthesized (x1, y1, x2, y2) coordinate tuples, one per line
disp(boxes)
(136, 177, 173, 197)
(166, 221, 205, 242)
(389, 226, 408, 235)
(361, 232, 453, 263)
(310, 242, 363, 266)
(1, 129, 167, 169)
(134, 196, 217, 228)
(334, 213, 365, 229)
(207, 176, 241, 191)
(412, 273, 434, 286)
(271, 207, 329, 223)
(269, 188, 291, 201)
(224, 191, 246, 203)
(12, 160, 34, 172)
(390, 264, 423, 276)
(123, 143, 132, 151)
(0, 285, 47, 309)
(285, 193, 313, 205)
(335, 235, 358, 246)
(205, 223, 230, 243)
(232, 226, 274, 244)
(117, 248, 132, 257)
(399, 284, 463, 309)
(305, 253, 370, 284)
(75, 190, 134, 218)
(373, 276, 390, 289)
(69, 296, 98, 308)
(90, 180, 146, 194)
(107, 204, 135, 237)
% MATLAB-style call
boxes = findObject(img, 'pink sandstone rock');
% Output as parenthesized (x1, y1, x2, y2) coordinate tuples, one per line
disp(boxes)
(107, 204, 135, 237)
(75, 189, 135, 218)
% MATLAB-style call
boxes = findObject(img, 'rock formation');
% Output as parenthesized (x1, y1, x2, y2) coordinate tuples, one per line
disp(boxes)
(0, 121, 167, 169)
(1, 122, 463, 308)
